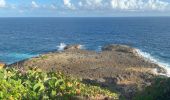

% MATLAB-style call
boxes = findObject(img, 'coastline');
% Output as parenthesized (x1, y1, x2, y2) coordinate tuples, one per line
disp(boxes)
(134, 48, 170, 77)
(2, 43, 169, 76)
(7, 44, 168, 99)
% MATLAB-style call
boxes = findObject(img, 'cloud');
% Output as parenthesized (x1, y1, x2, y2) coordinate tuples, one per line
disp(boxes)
(85, 0, 103, 6)
(110, 0, 169, 11)
(78, 1, 83, 7)
(50, 4, 57, 9)
(31, 1, 39, 8)
(0, 0, 6, 8)
(63, 0, 75, 9)
(1, 0, 169, 13)
(146, 0, 169, 10)
(78, 0, 105, 9)
(76, 0, 169, 11)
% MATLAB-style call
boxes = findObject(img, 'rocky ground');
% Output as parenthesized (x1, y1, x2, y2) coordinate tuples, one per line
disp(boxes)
(9, 44, 167, 99)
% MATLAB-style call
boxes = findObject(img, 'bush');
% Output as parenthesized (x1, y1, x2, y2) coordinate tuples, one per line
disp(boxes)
(0, 68, 119, 100)
(133, 77, 170, 100)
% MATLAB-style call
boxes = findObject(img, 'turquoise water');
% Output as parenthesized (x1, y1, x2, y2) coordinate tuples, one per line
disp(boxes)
(0, 17, 170, 67)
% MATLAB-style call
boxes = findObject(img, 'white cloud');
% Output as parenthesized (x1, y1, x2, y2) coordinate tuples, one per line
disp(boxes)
(86, 0, 103, 6)
(110, 0, 169, 11)
(146, 0, 169, 10)
(1, 0, 169, 12)
(31, 1, 39, 8)
(50, 4, 57, 9)
(63, 0, 75, 9)
(78, 2, 83, 7)
(78, 0, 105, 9)
(76, 0, 169, 11)
(0, 0, 6, 8)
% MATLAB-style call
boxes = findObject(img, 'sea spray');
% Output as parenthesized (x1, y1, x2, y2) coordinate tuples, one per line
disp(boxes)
(57, 43, 67, 51)
(97, 46, 102, 52)
(79, 45, 85, 49)
(135, 49, 170, 77)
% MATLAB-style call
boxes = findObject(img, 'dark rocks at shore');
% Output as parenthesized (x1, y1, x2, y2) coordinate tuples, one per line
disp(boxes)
(64, 44, 83, 50)
(102, 44, 134, 53)
(8, 44, 167, 99)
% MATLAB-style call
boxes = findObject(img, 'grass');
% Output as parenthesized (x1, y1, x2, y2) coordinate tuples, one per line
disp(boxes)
(0, 67, 119, 100)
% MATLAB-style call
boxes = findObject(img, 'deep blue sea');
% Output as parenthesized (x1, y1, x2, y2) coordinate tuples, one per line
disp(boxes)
(0, 17, 170, 68)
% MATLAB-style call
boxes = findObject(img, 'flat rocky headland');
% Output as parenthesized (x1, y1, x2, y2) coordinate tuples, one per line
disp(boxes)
(9, 44, 167, 99)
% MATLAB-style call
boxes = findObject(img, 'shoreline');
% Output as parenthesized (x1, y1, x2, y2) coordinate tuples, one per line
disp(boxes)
(134, 48, 169, 77)
(58, 44, 169, 77)
(2, 43, 169, 76)
(7, 43, 168, 76)
(7, 44, 168, 99)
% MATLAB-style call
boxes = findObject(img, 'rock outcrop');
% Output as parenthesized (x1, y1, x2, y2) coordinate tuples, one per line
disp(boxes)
(102, 44, 134, 53)
(64, 44, 83, 50)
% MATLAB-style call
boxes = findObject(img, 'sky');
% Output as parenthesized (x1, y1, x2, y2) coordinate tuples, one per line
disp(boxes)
(1, 0, 170, 17)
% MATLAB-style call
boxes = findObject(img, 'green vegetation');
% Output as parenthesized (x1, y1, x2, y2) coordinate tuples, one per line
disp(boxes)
(0, 68, 119, 100)
(133, 77, 170, 100)
(40, 55, 48, 59)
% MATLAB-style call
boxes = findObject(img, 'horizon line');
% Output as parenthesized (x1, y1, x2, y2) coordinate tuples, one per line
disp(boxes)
(1, 16, 170, 18)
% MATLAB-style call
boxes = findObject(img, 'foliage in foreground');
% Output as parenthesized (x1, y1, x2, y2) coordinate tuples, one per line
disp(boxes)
(133, 77, 170, 100)
(0, 68, 119, 100)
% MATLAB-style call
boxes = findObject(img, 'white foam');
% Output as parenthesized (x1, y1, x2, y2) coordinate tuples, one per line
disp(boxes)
(97, 46, 102, 52)
(79, 45, 85, 49)
(135, 49, 170, 77)
(56, 43, 85, 51)
(57, 43, 67, 51)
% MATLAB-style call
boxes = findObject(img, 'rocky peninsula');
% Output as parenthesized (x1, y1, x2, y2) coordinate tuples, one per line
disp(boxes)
(9, 44, 167, 99)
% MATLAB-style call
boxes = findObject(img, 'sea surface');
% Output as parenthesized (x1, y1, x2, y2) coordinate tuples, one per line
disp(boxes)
(0, 17, 170, 69)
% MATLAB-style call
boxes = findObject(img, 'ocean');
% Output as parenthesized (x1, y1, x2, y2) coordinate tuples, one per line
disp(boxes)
(0, 17, 170, 70)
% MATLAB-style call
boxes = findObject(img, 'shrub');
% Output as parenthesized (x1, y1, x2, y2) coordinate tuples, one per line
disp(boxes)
(0, 68, 119, 100)
(133, 77, 170, 100)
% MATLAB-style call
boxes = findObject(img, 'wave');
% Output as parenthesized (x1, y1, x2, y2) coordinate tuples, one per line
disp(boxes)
(79, 45, 85, 49)
(135, 49, 170, 77)
(57, 43, 67, 51)
(96, 46, 102, 52)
